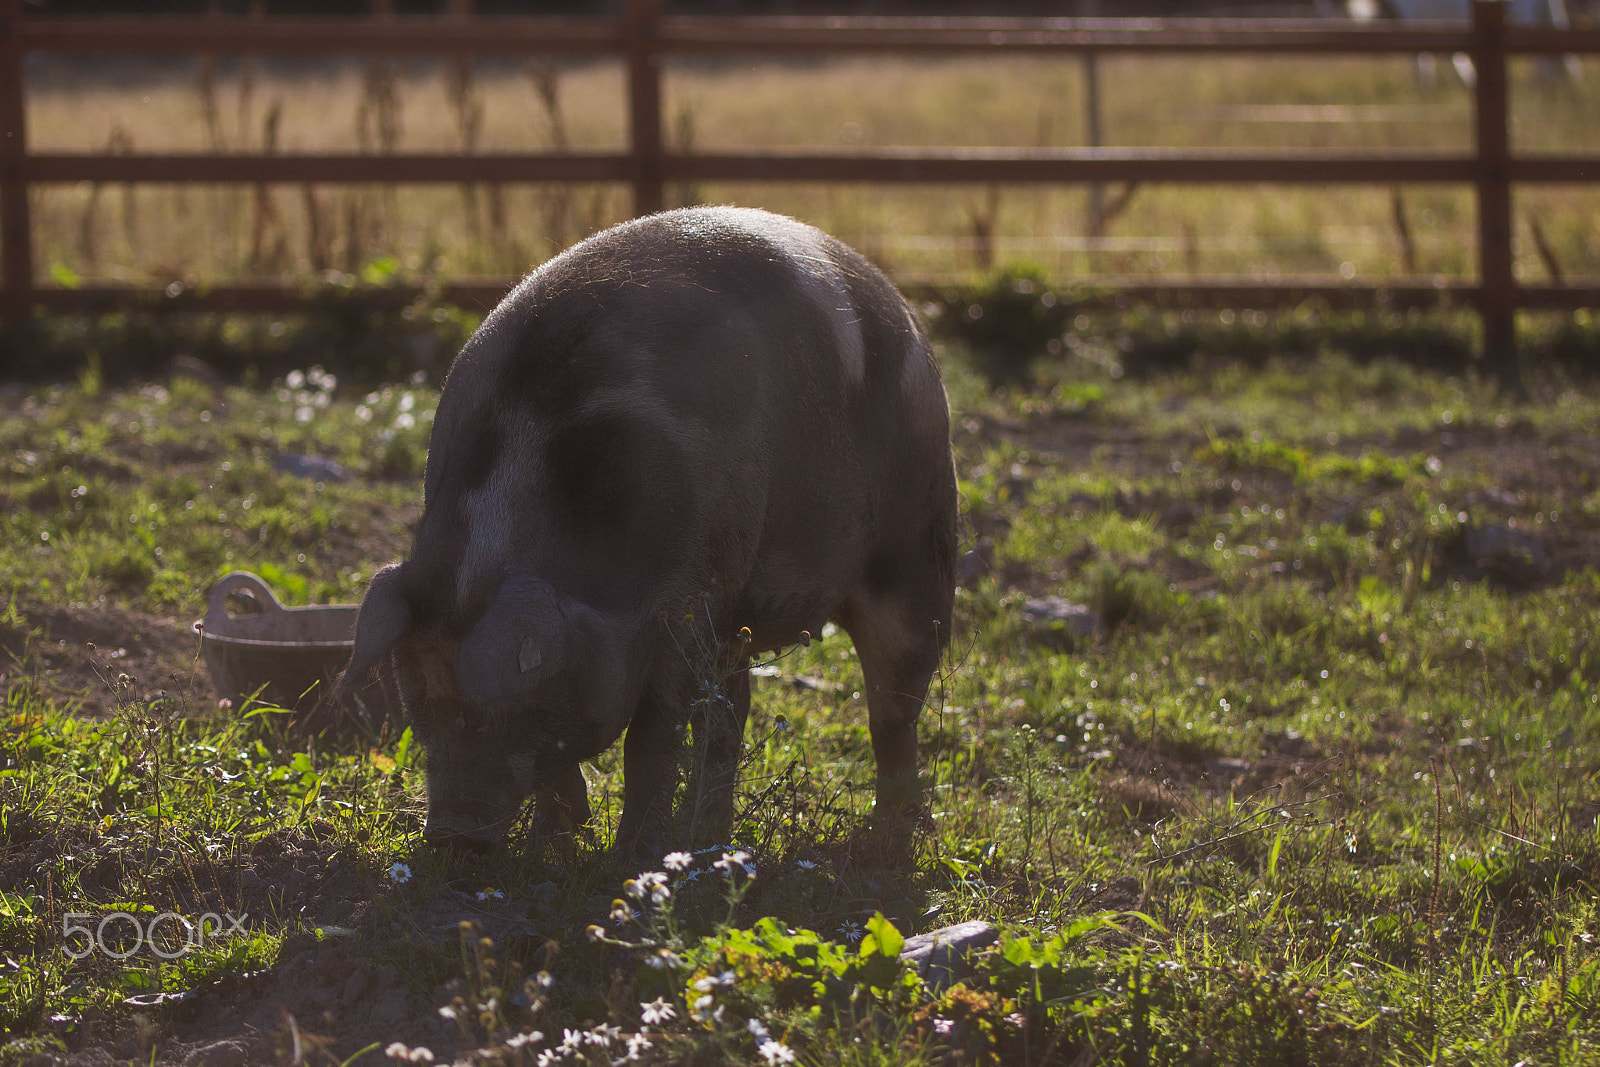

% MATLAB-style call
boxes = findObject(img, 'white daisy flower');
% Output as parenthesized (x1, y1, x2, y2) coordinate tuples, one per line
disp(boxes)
(757, 1040, 797, 1064)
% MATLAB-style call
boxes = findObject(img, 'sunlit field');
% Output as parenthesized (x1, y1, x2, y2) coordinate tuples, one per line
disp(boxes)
(3, 26, 1600, 1067)
(24, 48, 1600, 287)
(3, 345, 1599, 1063)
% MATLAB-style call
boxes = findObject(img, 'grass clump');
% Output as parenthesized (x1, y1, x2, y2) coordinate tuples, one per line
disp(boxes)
(935, 264, 1076, 387)
(0, 288, 480, 389)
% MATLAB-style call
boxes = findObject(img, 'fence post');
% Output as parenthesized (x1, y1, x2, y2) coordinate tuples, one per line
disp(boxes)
(0, 0, 31, 324)
(627, 0, 664, 217)
(1082, 0, 1105, 234)
(1473, 0, 1516, 378)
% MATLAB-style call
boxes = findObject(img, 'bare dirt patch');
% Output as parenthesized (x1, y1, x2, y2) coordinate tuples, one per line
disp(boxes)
(2, 601, 214, 718)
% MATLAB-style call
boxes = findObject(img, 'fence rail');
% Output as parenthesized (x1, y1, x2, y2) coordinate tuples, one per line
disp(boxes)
(2, 0, 1598, 366)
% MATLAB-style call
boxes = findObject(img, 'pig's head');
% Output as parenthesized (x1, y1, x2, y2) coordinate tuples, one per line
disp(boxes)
(342, 563, 635, 851)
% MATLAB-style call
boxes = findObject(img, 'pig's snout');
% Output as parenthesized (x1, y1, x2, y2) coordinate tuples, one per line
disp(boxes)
(421, 763, 525, 853)
(422, 810, 505, 854)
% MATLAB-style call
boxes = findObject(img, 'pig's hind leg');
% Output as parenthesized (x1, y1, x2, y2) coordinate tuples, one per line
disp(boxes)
(842, 545, 954, 826)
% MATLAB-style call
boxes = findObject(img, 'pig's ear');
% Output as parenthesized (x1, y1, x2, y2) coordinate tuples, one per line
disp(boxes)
(340, 563, 414, 690)
(455, 572, 569, 716)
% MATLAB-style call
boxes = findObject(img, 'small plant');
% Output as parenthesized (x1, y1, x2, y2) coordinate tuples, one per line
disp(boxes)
(663, 598, 774, 847)
(586, 848, 924, 1064)
(938, 263, 1074, 387)
(423, 920, 565, 1065)
(1086, 560, 1180, 633)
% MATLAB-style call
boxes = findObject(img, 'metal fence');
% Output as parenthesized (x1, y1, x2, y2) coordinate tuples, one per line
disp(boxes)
(2, 0, 1598, 362)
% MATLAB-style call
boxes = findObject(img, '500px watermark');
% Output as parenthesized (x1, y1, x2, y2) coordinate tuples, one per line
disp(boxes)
(62, 911, 248, 960)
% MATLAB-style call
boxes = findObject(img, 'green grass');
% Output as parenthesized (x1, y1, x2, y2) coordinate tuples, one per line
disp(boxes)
(0, 369, 430, 611)
(2, 348, 1600, 1063)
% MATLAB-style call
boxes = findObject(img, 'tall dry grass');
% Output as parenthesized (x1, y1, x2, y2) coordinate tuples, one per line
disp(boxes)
(23, 49, 1600, 287)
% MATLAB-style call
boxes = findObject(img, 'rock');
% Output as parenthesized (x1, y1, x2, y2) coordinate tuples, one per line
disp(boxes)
(1204, 757, 1251, 779)
(340, 967, 369, 1007)
(273, 452, 351, 483)
(65, 1051, 116, 1067)
(1466, 487, 1522, 511)
(16, 1054, 64, 1067)
(790, 674, 842, 694)
(124, 990, 197, 1011)
(956, 537, 994, 587)
(182, 1041, 249, 1067)
(1464, 523, 1549, 583)
(1020, 596, 1101, 650)
(899, 920, 1000, 993)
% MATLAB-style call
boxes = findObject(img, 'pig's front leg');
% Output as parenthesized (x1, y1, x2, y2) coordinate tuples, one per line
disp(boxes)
(531, 762, 592, 840)
(616, 694, 684, 865)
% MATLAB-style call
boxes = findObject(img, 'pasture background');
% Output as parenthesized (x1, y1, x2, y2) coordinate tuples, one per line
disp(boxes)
(26, 48, 1600, 288)
(0, 40, 1598, 1067)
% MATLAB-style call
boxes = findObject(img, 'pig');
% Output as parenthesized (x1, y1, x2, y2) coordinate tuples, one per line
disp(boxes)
(340, 205, 957, 857)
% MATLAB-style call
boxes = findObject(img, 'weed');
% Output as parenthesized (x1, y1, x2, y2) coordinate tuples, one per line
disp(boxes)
(937, 263, 1074, 387)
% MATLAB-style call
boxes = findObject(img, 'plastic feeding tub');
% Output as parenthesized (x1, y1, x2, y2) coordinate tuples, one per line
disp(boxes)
(195, 570, 402, 733)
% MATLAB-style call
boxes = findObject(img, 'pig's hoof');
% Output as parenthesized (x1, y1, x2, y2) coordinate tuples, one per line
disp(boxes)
(422, 825, 499, 855)
(872, 777, 930, 829)
(530, 801, 593, 844)
(868, 790, 931, 862)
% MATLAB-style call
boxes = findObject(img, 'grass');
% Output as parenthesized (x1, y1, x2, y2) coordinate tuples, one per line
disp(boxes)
(22, 48, 1600, 288)
(0, 369, 427, 612)
(1, 340, 1598, 1063)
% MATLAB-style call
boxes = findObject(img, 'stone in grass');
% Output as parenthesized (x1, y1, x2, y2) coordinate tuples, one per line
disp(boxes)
(1467, 487, 1522, 512)
(956, 537, 994, 587)
(1020, 595, 1101, 650)
(899, 920, 1001, 994)
(791, 674, 843, 695)
(1204, 756, 1252, 780)
(181, 1042, 250, 1067)
(1464, 522, 1549, 584)
(273, 452, 351, 483)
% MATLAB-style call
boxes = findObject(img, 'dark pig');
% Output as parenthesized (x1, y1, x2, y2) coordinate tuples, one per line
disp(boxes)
(341, 206, 956, 856)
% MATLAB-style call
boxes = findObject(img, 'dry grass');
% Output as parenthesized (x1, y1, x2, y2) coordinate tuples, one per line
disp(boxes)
(24, 48, 1600, 286)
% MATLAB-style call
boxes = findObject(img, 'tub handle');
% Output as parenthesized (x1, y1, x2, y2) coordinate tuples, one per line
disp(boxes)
(203, 571, 286, 631)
